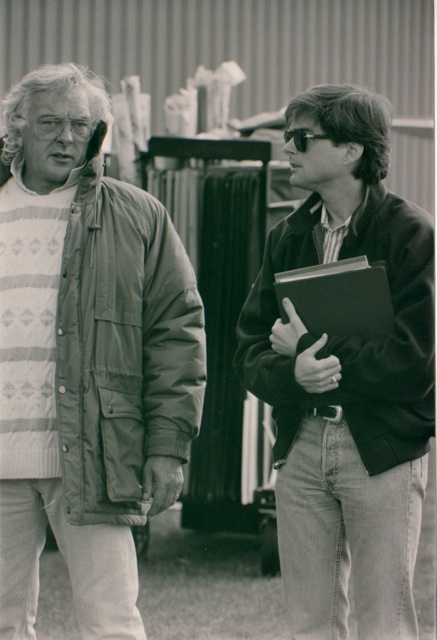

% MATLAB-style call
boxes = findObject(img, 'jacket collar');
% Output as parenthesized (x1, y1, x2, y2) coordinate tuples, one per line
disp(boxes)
(286, 191, 323, 234)
(286, 182, 388, 236)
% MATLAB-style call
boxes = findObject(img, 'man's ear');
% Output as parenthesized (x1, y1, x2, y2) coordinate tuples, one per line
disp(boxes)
(343, 141, 364, 165)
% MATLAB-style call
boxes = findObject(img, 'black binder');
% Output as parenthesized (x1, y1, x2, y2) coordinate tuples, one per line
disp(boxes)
(274, 264, 394, 339)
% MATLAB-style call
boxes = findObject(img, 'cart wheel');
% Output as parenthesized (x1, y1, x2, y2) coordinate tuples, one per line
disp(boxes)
(260, 517, 280, 577)
(132, 521, 150, 561)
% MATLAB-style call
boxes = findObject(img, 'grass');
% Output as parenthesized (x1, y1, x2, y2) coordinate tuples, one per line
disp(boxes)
(136, 518, 289, 639)
(37, 510, 289, 640)
(36, 456, 435, 640)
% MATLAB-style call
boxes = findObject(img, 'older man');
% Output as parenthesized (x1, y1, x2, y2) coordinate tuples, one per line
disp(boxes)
(0, 63, 206, 639)
(234, 85, 434, 639)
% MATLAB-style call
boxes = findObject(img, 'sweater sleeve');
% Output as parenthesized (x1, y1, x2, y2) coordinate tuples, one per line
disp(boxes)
(141, 203, 207, 462)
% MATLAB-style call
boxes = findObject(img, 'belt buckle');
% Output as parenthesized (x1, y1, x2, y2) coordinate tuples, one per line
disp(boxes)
(325, 405, 343, 423)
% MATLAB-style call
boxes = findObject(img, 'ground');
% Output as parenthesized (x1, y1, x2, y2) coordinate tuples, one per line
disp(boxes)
(36, 449, 435, 640)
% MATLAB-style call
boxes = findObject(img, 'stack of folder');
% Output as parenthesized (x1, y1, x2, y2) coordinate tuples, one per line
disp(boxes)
(274, 256, 394, 338)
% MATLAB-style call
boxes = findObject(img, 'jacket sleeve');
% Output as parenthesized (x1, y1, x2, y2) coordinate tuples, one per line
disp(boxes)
(303, 209, 435, 404)
(141, 202, 207, 462)
(234, 229, 307, 407)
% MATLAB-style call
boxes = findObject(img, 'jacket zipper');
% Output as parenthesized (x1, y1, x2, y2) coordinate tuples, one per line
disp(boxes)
(272, 420, 304, 469)
(272, 458, 288, 470)
(272, 441, 295, 469)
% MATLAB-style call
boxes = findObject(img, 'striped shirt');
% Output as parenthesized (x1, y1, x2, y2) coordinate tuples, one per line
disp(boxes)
(320, 204, 352, 264)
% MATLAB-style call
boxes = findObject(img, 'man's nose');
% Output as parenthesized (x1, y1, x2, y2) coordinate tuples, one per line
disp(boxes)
(283, 139, 297, 154)
(57, 122, 74, 142)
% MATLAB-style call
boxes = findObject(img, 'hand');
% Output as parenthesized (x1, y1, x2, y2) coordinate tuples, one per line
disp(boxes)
(295, 333, 342, 393)
(269, 298, 308, 357)
(142, 455, 184, 517)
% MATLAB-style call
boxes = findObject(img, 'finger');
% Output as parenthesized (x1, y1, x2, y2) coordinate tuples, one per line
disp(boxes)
(324, 371, 342, 388)
(142, 467, 154, 500)
(147, 501, 163, 517)
(271, 343, 286, 355)
(138, 497, 154, 516)
(148, 492, 180, 517)
(317, 355, 341, 370)
(146, 486, 168, 514)
(305, 376, 338, 393)
(271, 318, 284, 331)
(269, 332, 281, 346)
(310, 367, 341, 384)
(150, 478, 182, 508)
(316, 369, 341, 386)
(269, 319, 282, 343)
(281, 297, 296, 321)
(269, 333, 278, 348)
(282, 298, 306, 331)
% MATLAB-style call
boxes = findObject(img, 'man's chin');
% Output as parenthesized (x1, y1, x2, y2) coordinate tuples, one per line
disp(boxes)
(48, 162, 75, 183)
(289, 175, 305, 190)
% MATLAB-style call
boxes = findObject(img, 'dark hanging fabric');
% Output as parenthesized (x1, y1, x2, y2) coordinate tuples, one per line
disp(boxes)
(187, 168, 263, 503)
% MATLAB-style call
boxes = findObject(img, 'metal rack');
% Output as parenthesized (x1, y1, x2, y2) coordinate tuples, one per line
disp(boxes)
(142, 136, 272, 540)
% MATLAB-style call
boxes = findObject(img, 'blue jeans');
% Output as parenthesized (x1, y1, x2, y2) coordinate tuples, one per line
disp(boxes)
(0, 478, 147, 640)
(275, 415, 428, 640)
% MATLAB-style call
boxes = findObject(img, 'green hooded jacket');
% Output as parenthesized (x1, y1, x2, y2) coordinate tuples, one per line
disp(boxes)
(0, 125, 207, 525)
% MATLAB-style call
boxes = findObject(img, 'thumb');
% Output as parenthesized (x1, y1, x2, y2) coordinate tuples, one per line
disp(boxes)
(306, 332, 328, 355)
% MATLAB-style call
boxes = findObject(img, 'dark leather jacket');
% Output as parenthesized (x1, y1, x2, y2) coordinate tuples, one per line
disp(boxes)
(234, 184, 434, 475)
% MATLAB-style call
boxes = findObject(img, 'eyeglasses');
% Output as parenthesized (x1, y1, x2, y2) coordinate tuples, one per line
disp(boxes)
(34, 117, 95, 141)
(283, 128, 331, 152)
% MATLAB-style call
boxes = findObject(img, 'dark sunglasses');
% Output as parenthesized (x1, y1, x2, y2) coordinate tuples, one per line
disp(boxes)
(283, 128, 331, 152)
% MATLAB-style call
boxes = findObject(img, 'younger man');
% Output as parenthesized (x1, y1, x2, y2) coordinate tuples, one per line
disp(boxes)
(234, 84, 434, 640)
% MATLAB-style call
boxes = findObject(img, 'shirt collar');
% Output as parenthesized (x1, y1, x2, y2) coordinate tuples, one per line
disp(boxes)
(320, 204, 352, 232)
(320, 185, 370, 233)
(11, 152, 85, 195)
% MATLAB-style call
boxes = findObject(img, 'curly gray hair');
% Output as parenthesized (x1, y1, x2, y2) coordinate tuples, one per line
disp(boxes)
(1, 62, 113, 165)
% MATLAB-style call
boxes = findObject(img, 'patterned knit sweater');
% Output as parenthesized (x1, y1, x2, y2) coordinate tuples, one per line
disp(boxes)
(0, 169, 77, 478)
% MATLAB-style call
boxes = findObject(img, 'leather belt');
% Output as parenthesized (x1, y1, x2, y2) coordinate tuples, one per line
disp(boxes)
(309, 405, 343, 423)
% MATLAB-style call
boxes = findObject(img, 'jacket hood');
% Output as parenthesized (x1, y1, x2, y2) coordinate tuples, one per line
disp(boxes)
(86, 120, 108, 161)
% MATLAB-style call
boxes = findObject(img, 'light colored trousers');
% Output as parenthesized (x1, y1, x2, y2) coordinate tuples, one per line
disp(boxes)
(275, 415, 428, 640)
(0, 478, 147, 640)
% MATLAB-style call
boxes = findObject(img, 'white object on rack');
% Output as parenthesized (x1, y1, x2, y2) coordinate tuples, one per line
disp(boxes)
(241, 393, 276, 504)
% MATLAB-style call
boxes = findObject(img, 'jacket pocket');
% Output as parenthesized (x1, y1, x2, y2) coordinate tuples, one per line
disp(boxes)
(98, 387, 146, 502)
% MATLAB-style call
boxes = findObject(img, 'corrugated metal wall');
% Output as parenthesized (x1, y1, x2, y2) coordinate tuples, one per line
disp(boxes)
(0, 0, 434, 211)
